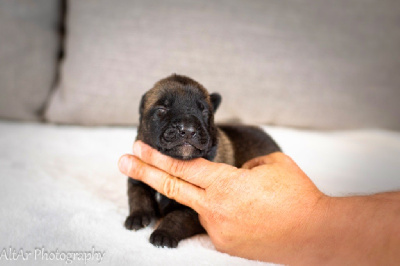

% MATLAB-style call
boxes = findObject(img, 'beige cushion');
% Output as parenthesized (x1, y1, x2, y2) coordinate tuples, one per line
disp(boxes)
(0, 0, 60, 121)
(46, 0, 400, 129)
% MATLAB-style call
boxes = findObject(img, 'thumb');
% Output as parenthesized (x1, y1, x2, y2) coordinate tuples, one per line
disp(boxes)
(242, 152, 288, 169)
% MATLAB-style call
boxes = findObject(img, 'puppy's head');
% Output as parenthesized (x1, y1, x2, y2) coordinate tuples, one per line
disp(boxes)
(137, 74, 221, 160)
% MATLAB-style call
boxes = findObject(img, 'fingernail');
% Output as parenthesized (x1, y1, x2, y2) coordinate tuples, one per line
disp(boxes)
(133, 141, 142, 158)
(118, 156, 130, 173)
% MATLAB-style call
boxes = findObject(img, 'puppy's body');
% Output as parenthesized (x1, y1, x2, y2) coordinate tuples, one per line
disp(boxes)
(125, 74, 281, 248)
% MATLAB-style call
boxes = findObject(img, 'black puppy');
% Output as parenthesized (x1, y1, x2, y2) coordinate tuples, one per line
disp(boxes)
(125, 74, 281, 248)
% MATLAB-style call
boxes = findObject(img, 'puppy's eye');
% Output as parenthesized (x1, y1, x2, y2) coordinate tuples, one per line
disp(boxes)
(197, 102, 209, 117)
(197, 102, 205, 111)
(155, 107, 167, 117)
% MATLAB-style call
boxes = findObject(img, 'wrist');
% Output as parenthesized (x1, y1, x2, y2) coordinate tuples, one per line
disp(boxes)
(258, 192, 330, 265)
(285, 194, 334, 265)
(296, 193, 400, 265)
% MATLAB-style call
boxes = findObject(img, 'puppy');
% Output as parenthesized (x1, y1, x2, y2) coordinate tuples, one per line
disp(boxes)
(125, 74, 281, 248)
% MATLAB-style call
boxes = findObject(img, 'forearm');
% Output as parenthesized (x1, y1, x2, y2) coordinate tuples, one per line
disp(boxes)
(295, 192, 400, 265)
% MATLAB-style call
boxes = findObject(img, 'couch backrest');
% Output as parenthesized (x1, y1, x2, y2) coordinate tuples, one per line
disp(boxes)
(1, 0, 399, 130)
(0, 0, 60, 121)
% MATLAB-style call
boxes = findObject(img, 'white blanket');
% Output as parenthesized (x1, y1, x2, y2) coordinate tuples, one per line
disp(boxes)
(1, 121, 399, 265)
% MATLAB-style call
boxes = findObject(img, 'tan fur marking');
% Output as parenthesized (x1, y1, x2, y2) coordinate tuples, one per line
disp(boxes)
(213, 128, 235, 166)
(142, 74, 211, 114)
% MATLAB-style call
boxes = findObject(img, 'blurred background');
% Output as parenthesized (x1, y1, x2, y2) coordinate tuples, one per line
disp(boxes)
(1, 0, 399, 130)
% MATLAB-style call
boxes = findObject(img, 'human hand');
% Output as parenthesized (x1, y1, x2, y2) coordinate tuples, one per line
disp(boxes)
(118, 141, 326, 263)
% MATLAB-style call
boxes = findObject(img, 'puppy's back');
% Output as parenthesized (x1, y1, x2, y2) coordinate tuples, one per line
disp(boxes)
(218, 125, 281, 167)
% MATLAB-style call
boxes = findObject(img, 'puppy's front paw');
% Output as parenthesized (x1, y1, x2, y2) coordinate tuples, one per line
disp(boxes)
(150, 229, 179, 248)
(124, 212, 153, 231)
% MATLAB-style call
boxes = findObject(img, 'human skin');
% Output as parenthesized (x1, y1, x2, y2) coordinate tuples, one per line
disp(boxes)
(118, 141, 400, 265)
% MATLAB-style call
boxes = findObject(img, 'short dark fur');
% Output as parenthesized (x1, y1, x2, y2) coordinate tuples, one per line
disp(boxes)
(125, 74, 281, 248)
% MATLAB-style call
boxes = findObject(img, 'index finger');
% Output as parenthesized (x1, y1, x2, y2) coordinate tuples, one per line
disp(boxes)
(133, 141, 236, 189)
(119, 154, 205, 212)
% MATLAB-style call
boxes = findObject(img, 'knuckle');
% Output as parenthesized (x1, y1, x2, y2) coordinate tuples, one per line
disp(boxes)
(170, 160, 185, 176)
(162, 176, 179, 199)
(210, 225, 234, 251)
(274, 152, 292, 163)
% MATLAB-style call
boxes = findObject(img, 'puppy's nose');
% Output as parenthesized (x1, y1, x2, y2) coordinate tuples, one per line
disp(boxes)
(177, 124, 197, 139)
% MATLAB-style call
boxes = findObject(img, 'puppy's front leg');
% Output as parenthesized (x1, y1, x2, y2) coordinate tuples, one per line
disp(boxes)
(125, 178, 158, 230)
(150, 207, 205, 248)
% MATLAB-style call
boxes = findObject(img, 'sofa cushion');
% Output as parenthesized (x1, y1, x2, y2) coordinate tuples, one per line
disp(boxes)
(0, 0, 60, 121)
(46, 0, 400, 129)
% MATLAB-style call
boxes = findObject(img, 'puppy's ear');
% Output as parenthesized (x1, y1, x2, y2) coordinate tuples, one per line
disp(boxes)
(210, 93, 221, 113)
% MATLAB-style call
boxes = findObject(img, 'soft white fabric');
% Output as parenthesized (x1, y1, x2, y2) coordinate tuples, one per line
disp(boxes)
(1, 121, 400, 265)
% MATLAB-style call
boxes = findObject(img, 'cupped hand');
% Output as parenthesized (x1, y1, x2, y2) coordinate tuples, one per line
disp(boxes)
(118, 141, 326, 263)
(118, 141, 325, 263)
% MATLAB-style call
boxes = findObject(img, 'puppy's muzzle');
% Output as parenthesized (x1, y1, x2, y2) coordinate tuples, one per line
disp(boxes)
(161, 116, 209, 151)
(176, 123, 197, 139)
